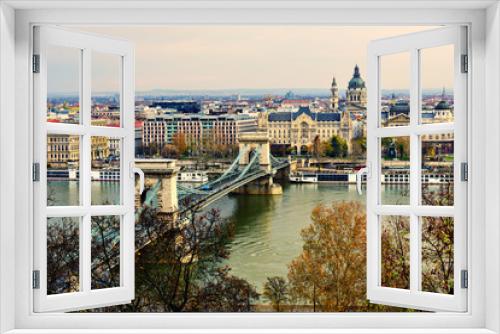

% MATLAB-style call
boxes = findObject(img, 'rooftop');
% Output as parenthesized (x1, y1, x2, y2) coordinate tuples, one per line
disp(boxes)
(268, 106, 341, 122)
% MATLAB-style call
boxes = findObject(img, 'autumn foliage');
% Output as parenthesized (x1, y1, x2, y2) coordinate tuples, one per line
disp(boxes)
(287, 201, 367, 312)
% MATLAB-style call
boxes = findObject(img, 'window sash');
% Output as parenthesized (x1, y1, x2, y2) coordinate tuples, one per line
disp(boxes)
(366, 26, 468, 312)
(32, 26, 135, 313)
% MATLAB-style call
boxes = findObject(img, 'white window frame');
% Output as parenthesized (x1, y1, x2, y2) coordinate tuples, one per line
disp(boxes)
(0, 1, 498, 333)
(366, 26, 468, 312)
(32, 26, 136, 312)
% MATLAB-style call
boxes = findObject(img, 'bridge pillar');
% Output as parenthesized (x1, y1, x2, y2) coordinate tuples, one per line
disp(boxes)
(273, 158, 296, 181)
(135, 159, 179, 217)
(235, 132, 282, 195)
(238, 131, 271, 172)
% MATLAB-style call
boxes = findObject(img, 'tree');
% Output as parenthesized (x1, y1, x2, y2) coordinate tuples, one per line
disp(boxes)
(420, 183, 454, 294)
(172, 132, 188, 156)
(129, 203, 261, 312)
(312, 135, 323, 159)
(321, 141, 333, 157)
(161, 143, 179, 158)
(91, 215, 121, 289)
(421, 216, 454, 294)
(381, 137, 393, 158)
(287, 201, 367, 311)
(123, 206, 237, 312)
(47, 202, 259, 312)
(381, 137, 409, 160)
(350, 136, 366, 159)
(195, 267, 260, 312)
(381, 216, 410, 290)
(263, 276, 289, 312)
(46, 217, 80, 294)
(144, 141, 161, 157)
(312, 135, 324, 172)
(329, 135, 348, 158)
(381, 184, 454, 294)
(395, 137, 410, 160)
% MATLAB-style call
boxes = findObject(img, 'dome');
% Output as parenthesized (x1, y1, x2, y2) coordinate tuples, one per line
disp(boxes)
(389, 100, 410, 115)
(435, 100, 451, 110)
(348, 65, 366, 90)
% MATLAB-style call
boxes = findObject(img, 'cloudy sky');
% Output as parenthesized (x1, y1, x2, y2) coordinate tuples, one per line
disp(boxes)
(50, 25, 453, 94)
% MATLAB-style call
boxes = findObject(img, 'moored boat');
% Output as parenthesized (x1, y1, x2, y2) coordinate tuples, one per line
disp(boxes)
(178, 171, 209, 183)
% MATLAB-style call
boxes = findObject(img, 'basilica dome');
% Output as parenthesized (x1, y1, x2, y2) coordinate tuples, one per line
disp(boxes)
(435, 100, 451, 110)
(348, 65, 366, 90)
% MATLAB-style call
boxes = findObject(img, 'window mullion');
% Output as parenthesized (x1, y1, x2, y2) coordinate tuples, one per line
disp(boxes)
(409, 48, 421, 293)
(81, 48, 92, 293)
(81, 213, 91, 293)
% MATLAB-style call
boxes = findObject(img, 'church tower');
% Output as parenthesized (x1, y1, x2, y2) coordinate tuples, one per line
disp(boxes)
(346, 65, 367, 107)
(330, 76, 339, 112)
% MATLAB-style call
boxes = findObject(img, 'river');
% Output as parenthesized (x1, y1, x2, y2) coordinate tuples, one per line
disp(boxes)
(48, 180, 409, 292)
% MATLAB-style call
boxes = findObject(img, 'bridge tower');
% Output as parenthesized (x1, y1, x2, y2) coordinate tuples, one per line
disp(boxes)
(235, 132, 283, 195)
(135, 159, 179, 217)
(238, 131, 271, 171)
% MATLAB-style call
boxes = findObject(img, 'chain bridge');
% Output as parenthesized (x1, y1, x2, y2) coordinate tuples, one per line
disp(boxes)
(135, 132, 291, 216)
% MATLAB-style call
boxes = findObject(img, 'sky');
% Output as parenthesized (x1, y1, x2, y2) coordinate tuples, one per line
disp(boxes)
(49, 25, 453, 94)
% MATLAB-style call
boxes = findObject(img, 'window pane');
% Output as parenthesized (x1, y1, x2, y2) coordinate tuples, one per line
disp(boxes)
(421, 216, 454, 294)
(380, 52, 411, 127)
(380, 136, 410, 205)
(47, 45, 81, 125)
(91, 215, 120, 289)
(91, 136, 121, 205)
(420, 45, 454, 124)
(421, 133, 454, 206)
(381, 215, 410, 290)
(47, 134, 80, 206)
(91, 52, 121, 127)
(47, 217, 80, 294)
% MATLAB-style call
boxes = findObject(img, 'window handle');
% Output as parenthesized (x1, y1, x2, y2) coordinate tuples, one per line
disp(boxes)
(130, 162, 145, 194)
(356, 163, 370, 196)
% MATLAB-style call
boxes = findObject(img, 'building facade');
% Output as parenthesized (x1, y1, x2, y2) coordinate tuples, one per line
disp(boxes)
(264, 106, 350, 155)
(47, 135, 111, 169)
(383, 97, 454, 127)
(264, 65, 368, 155)
(47, 135, 80, 169)
(142, 114, 258, 148)
(382, 94, 454, 150)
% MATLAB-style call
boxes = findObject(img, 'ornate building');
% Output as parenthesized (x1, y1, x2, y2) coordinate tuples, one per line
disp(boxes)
(47, 135, 111, 169)
(383, 89, 454, 127)
(264, 65, 370, 155)
(345, 65, 367, 112)
(342, 65, 367, 139)
(264, 106, 350, 155)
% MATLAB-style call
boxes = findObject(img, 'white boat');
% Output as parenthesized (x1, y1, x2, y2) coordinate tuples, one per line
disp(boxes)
(289, 173, 318, 183)
(178, 171, 209, 183)
(91, 169, 120, 181)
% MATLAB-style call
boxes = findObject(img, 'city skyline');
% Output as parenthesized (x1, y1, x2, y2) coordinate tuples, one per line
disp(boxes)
(47, 25, 454, 94)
